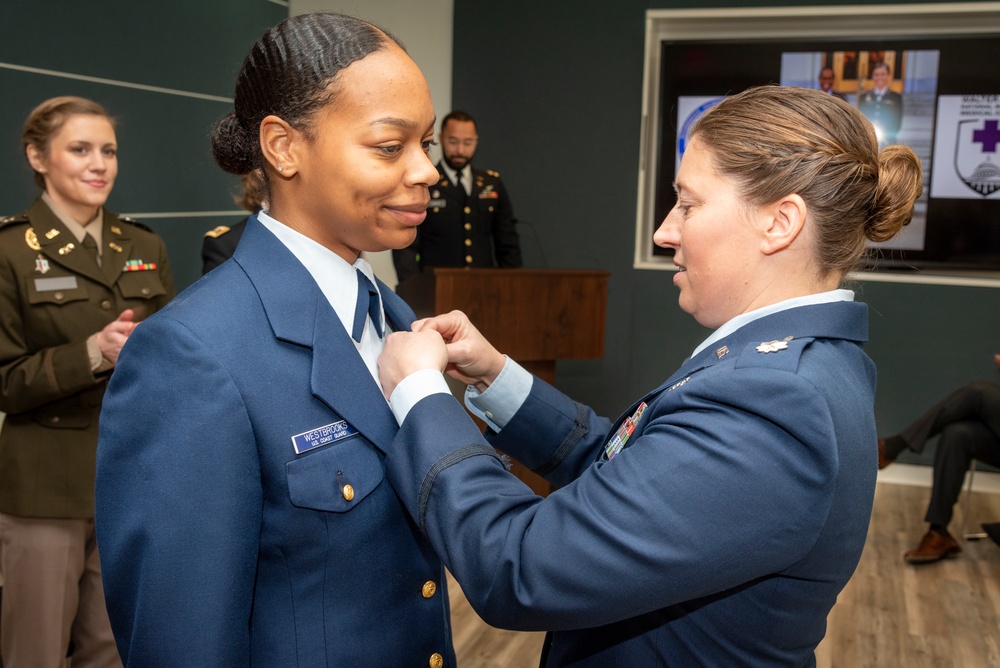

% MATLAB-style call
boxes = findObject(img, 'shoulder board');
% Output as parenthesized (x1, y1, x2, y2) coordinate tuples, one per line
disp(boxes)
(486, 169, 501, 178)
(204, 225, 232, 239)
(0, 213, 29, 228)
(117, 214, 154, 233)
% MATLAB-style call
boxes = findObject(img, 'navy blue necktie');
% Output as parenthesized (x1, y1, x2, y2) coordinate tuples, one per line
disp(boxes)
(352, 269, 382, 342)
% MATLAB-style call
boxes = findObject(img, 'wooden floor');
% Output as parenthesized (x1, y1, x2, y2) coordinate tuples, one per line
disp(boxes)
(450, 480, 1000, 667)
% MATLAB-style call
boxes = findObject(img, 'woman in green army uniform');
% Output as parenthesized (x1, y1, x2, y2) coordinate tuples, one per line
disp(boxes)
(0, 96, 175, 667)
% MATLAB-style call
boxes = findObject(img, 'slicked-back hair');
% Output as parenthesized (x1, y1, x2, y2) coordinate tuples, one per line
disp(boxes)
(211, 12, 403, 178)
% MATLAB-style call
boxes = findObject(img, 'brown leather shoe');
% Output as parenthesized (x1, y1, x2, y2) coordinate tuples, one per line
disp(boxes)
(904, 529, 961, 564)
(877, 438, 895, 470)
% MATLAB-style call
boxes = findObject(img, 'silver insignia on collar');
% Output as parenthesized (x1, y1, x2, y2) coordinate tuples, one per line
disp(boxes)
(756, 340, 789, 353)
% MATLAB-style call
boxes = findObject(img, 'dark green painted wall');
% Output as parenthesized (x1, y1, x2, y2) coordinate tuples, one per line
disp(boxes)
(0, 0, 288, 290)
(451, 0, 1000, 466)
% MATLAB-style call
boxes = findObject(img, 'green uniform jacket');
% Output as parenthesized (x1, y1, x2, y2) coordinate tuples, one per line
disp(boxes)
(0, 198, 176, 518)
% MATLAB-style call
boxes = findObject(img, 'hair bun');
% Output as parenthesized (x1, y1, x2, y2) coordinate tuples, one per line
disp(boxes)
(210, 112, 257, 175)
(867, 144, 923, 243)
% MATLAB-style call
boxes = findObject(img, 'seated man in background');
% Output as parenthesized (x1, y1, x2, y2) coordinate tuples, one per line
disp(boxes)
(879, 355, 1000, 563)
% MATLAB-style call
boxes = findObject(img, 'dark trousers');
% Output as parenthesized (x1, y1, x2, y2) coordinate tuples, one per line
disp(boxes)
(923, 421, 1000, 527)
(896, 381, 1000, 527)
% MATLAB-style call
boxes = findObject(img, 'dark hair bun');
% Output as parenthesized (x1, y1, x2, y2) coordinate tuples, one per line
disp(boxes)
(210, 112, 257, 175)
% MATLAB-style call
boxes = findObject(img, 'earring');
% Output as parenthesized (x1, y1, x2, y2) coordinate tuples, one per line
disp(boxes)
(277, 166, 284, 173)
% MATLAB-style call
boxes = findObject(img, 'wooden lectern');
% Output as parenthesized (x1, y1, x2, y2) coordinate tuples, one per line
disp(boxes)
(396, 268, 609, 496)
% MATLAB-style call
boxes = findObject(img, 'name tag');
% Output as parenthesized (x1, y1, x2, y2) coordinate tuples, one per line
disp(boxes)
(429, 198, 446, 208)
(291, 420, 358, 454)
(34, 276, 78, 292)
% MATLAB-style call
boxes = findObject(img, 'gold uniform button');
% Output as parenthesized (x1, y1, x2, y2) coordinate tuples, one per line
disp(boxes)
(341, 484, 355, 502)
(488, 206, 495, 212)
(433, 207, 440, 213)
(464, 223, 471, 230)
(141, 287, 151, 296)
(463, 206, 471, 214)
(429, 653, 444, 668)
(100, 299, 112, 311)
(50, 416, 60, 424)
(465, 255, 473, 264)
(464, 239, 472, 247)
(421, 580, 437, 598)
(54, 292, 64, 301)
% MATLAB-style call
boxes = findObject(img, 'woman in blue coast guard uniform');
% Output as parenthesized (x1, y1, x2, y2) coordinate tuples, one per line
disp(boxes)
(377, 86, 924, 666)
(96, 13, 455, 667)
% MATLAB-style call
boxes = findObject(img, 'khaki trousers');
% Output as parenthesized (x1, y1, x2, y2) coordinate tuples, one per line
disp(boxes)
(0, 514, 120, 668)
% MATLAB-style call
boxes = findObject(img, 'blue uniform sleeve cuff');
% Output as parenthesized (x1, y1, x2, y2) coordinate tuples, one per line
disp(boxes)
(464, 356, 532, 431)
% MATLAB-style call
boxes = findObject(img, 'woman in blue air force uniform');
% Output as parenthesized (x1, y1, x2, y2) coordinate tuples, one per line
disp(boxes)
(95, 14, 455, 667)
(377, 86, 924, 666)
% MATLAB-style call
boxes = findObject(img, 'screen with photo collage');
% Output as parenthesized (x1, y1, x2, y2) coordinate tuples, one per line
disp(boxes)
(652, 35, 1000, 272)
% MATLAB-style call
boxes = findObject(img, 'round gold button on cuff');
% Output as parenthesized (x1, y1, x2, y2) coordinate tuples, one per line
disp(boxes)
(341, 484, 355, 501)
(429, 653, 444, 668)
(421, 580, 437, 598)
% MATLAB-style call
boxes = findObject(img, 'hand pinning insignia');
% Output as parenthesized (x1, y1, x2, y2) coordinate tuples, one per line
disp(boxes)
(756, 340, 789, 353)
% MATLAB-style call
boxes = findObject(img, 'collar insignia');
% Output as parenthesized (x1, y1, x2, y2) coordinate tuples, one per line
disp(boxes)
(25, 228, 40, 251)
(756, 338, 793, 353)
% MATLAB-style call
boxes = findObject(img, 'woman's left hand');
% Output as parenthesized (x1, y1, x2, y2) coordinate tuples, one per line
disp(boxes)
(378, 330, 448, 399)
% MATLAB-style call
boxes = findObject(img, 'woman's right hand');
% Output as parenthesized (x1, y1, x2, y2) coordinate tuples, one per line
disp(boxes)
(413, 310, 506, 391)
(95, 309, 137, 365)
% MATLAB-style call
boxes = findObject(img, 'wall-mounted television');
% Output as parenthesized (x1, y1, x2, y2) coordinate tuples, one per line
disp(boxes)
(634, 3, 1000, 284)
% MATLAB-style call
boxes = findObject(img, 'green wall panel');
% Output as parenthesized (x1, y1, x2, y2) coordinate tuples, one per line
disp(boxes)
(0, 0, 288, 290)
